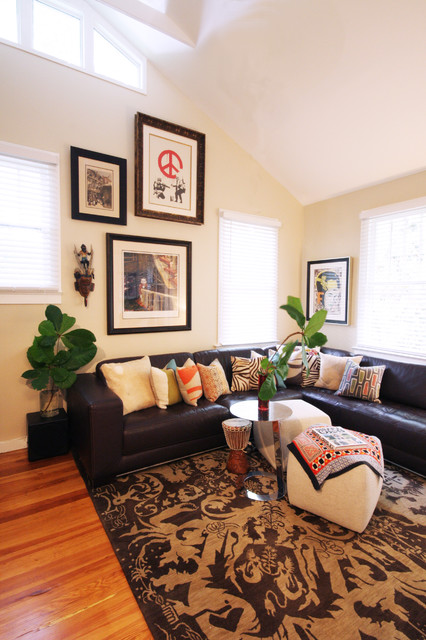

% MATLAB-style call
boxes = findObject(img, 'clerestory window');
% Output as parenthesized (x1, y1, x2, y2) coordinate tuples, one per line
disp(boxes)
(0, 0, 146, 93)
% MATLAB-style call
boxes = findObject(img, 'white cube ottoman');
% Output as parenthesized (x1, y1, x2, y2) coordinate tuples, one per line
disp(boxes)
(253, 399, 331, 469)
(287, 439, 383, 533)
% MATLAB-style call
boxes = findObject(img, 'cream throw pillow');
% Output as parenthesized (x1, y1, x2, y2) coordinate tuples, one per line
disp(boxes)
(101, 356, 156, 415)
(315, 352, 363, 391)
(150, 366, 182, 409)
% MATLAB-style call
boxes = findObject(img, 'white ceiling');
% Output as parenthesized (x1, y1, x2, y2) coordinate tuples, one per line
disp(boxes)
(92, 0, 426, 205)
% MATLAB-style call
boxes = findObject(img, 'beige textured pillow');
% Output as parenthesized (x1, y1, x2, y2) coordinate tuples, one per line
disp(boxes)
(315, 352, 363, 391)
(101, 356, 156, 415)
(197, 359, 231, 402)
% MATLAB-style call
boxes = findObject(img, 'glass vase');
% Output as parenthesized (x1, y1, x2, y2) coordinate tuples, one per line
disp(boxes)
(40, 387, 62, 418)
(258, 371, 270, 418)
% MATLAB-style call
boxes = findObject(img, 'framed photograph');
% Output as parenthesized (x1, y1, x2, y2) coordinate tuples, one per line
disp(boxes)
(106, 233, 191, 334)
(135, 112, 205, 225)
(306, 257, 350, 324)
(71, 147, 127, 225)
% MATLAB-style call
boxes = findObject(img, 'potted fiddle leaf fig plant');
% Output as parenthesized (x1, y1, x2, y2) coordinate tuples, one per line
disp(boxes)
(22, 304, 97, 417)
(258, 296, 327, 404)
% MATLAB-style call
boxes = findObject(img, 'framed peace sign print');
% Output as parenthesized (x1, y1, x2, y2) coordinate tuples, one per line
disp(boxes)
(135, 112, 205, 225)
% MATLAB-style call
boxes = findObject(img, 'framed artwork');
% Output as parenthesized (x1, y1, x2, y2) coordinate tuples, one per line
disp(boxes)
(71, 147, 127, 225)
(135, 112, 205, 225)
(306, 257, 350, 324)
(106, 233, 192, 334)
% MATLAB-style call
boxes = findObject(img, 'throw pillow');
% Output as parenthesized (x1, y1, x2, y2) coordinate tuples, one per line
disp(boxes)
(197, 359, 231, 402)
(272, 345, 305, 386)
(150, 366, 182, 409)
(315, 352, 363, 391)
(176, 358, 203, 406)
(335, 361, 386, 403)
(301, 349, 322, 387)
(231, 355, 263, 392)
(101, 356, 156, 415)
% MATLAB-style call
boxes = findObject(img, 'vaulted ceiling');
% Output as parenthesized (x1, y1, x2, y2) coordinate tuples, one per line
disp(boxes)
(91, 0, 426, 205)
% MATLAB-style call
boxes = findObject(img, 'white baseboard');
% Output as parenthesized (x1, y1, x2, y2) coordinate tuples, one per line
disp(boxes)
(0, 437, 27, 453)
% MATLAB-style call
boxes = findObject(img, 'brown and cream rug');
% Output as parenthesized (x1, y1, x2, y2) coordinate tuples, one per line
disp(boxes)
(88, 449, 426, 640)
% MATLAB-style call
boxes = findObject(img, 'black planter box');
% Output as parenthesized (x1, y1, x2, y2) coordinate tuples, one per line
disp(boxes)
(27, 409, 69, 461)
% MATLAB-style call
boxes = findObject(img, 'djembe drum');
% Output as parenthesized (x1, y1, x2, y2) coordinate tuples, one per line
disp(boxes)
(222, 418, 252, 474)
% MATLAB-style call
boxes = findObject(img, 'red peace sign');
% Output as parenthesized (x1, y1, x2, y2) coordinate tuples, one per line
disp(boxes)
(158, 150, 183, 179)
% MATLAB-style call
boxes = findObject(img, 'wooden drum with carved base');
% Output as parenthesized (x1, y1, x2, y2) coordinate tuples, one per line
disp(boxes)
(222, 418, 252, 474)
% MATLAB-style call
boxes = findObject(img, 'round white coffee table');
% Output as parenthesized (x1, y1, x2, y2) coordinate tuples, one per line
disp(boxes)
(230, 400, 292, 501)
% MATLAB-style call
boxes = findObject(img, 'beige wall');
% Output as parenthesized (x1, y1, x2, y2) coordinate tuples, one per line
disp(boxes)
(0, 44, 303, 448)
(303, 171, 426, 351)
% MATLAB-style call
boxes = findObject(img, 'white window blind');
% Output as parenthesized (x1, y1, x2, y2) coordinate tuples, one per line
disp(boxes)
(0, 141, 61, 304)
(218, 209, 281, 345)
(357, 197, 426, 360)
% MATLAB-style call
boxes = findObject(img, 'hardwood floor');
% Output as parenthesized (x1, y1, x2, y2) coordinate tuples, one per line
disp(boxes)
(0, 449, 154, 640)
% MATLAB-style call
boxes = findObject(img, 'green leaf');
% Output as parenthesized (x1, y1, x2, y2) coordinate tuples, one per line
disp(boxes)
(286, 296, 304, 316)
(276, 363, 289, 381)
(38, 320, 57, 336)
(61, 328, 96, 348)
(59, 313, 76, 334)
(53, 350, 72, 366)
(64, 344, 97, 370)
(51, 367, 77, 389)
(27, 368, 50, 390)
(280, 304, 305, 329)
(27, 340, 55, 364)
(304, 309, 327, 338)
(258, 372, 277, 401)
(39, 335, 57, 349)
(45, 305, 63, 331)
(305, 331, 328, 348)
(21, 369, 40, 379)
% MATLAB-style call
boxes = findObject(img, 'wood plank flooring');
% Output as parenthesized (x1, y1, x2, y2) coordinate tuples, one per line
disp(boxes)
(0, 449, 154, 640)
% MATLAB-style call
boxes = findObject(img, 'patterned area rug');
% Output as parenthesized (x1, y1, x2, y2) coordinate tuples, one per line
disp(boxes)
(88, 448, 426, 640)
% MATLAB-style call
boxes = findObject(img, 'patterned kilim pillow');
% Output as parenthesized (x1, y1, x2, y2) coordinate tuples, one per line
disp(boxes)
(301, 349, 321, 387)
(197, 359, 231, 402)
(231, 355, 262, 391)
(335, 360, 386, 403)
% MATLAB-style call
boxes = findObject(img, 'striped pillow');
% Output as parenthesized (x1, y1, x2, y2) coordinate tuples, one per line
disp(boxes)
(231, 355, 262, 391)
(301, 349, 322, 387)
(336, 361, 386, 403)
(176, 358, 203, 406)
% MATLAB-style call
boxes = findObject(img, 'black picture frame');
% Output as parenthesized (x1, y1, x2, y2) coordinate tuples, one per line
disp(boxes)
(106, 233, 192, 334)
(135, 112, 205, 225)
(71, 146, 127, 225)
(306, 257, 351, 325)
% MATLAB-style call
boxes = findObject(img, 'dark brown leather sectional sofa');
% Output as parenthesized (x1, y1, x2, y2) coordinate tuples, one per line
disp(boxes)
(67, 346, 426, 487)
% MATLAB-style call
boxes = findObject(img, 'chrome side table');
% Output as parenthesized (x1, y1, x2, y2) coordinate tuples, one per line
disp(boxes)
(230, 400, 292, 501)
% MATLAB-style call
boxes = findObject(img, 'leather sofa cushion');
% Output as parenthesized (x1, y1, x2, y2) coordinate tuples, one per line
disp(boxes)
(122, 398, 229, 456)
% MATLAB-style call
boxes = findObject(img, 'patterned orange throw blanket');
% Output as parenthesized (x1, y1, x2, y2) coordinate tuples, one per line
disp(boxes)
(287, 426, 384, 490)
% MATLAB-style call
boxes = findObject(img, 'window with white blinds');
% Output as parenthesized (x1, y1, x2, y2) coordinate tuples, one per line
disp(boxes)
(218, 209, 281, 345)
(357, 197, 426, 361)
(0, 141, 61, 304)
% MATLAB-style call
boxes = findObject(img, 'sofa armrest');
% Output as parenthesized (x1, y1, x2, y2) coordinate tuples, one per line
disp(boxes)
(67, 373, 123, 487)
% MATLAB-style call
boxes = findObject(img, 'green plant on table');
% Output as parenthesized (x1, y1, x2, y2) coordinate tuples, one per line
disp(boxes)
(22, 304, 97, 412)
(258, 296, 327, 402)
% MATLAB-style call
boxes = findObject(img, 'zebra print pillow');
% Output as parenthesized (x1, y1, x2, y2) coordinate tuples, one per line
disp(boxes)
(231, 355, 263, 392)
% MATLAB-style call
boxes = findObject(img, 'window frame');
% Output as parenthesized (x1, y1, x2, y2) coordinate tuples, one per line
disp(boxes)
(356, 196, 426, 363)
(0, 140, 62, 305)
(0, 0, 147, 94)
(218, 209, 281, 347)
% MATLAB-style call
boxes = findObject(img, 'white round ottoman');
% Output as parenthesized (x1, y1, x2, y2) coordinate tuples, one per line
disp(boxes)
(287, 447, 383, 533)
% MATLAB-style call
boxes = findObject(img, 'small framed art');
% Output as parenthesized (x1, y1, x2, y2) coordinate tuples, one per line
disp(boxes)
(135, 112, 205, 225)
(71, 147, 127, 225)
(106, 233, 192, 334)
(306, 257, 351, 324)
